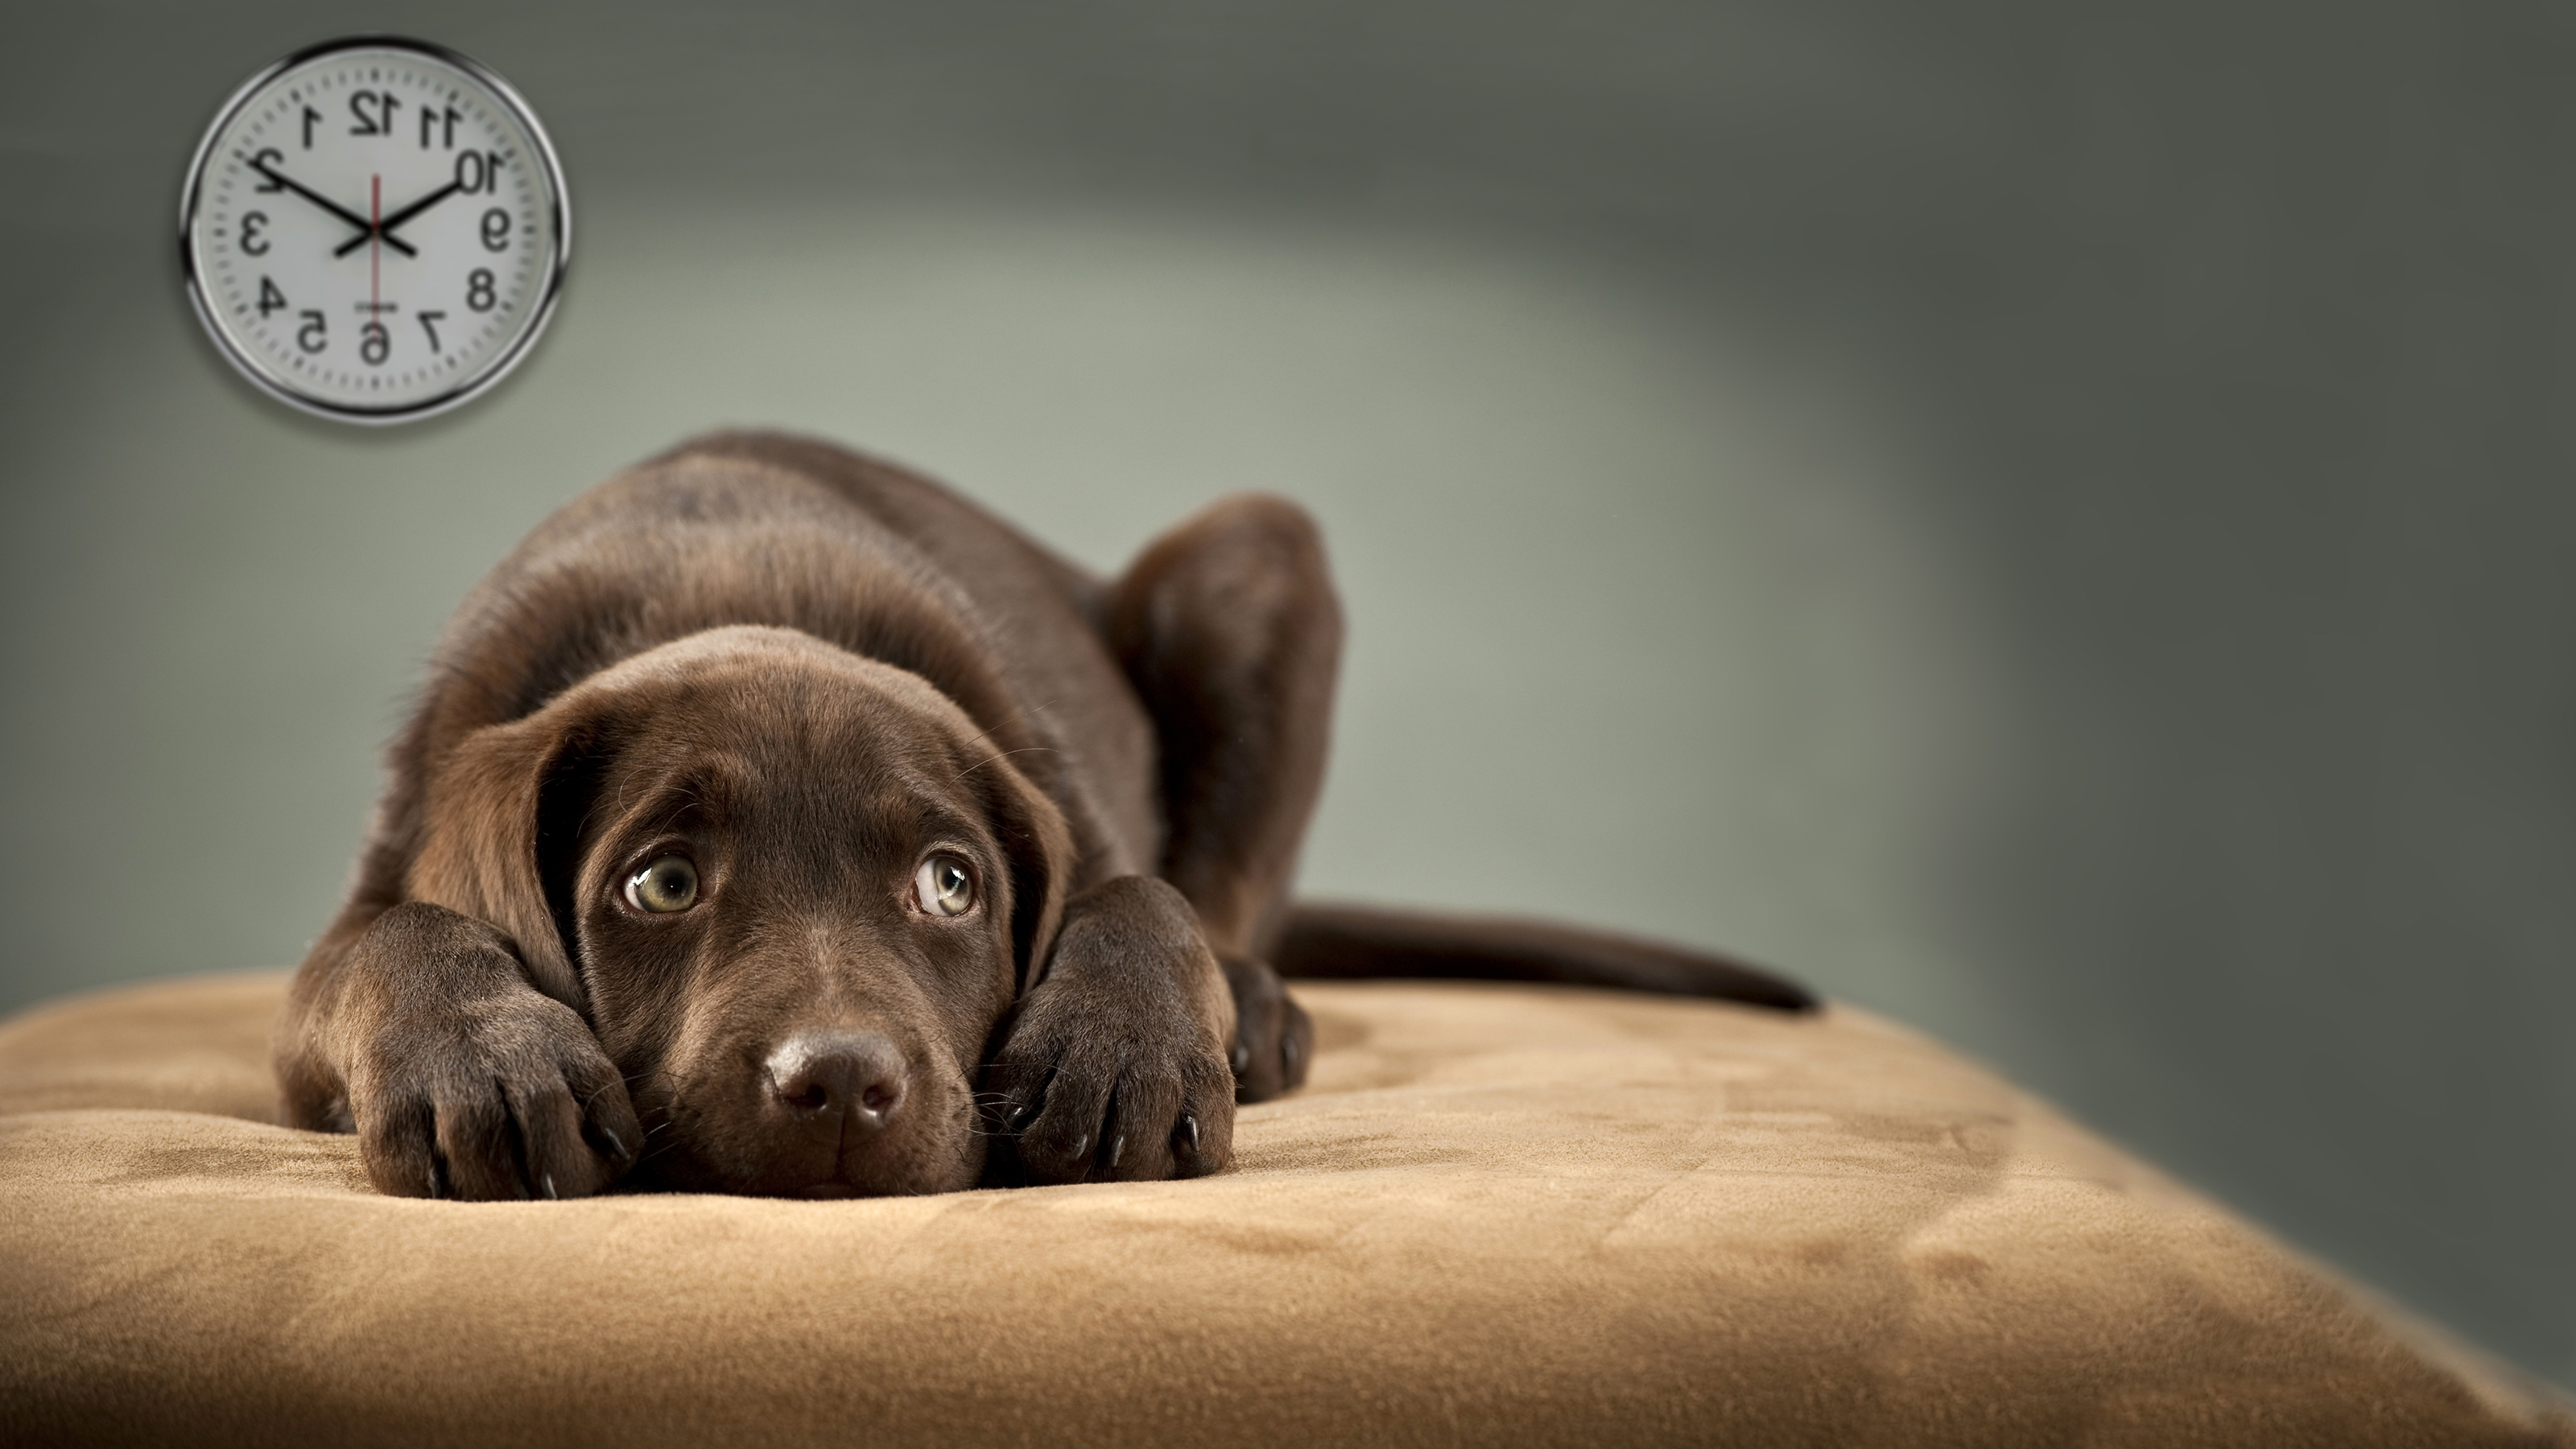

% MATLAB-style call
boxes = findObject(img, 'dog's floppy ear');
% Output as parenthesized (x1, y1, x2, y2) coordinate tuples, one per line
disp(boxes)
(964, 753, 1074, 994)
(407, 696, 609, 1013)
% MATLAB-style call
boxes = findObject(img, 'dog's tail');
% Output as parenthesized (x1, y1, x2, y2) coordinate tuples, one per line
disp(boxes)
(1274, 902, 1818, 1013)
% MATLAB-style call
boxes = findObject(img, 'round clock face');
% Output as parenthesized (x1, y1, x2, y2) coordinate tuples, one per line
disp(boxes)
(180, 38, 568, 423)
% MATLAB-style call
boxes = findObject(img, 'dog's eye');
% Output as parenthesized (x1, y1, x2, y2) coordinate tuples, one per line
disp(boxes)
(913, 854, 976, 917)
(625, 855, 700, 914)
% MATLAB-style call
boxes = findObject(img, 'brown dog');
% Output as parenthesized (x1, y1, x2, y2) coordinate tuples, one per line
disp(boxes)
(276, 431, 1811, 1200)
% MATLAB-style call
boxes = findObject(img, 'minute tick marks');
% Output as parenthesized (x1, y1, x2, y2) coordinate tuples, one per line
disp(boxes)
(180, 36, 568, 423)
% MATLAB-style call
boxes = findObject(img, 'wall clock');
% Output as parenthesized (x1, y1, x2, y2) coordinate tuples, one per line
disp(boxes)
(179, 37, 569, 424)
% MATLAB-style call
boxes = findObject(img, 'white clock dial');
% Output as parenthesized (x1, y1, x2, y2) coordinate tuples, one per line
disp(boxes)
(180, 39, 569, 423)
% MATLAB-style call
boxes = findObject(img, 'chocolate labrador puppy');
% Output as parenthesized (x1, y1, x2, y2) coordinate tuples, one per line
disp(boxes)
(275, 431, 1811, 1201)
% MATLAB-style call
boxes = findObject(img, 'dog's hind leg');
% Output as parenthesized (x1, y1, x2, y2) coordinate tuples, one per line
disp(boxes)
(1105, 494, 1342, 1100)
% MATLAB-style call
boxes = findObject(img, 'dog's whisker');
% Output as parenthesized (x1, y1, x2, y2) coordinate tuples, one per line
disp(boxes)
(956, 745, 1055, 780)
(948, 710, 1035, 764)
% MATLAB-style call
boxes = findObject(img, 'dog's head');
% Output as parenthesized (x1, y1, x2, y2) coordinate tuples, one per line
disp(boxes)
(407, 625, 1071, 1197)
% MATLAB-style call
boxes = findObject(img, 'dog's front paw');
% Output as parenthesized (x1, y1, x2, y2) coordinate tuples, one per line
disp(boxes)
(1219, 954, 1313, 1103)
(981, 877, 1237, 1185)
(336, 910, 642, 1201)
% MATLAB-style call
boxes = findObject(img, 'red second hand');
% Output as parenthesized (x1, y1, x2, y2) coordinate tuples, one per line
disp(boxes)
(370, 174, 381, 313)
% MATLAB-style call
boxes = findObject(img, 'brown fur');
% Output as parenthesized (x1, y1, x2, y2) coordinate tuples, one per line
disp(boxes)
(276, 430, 1812, 1201)
(278, 433, 1318, 1198)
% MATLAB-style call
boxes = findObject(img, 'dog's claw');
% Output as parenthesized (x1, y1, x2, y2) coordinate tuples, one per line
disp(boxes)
(1173, 1113, 1199, 1157)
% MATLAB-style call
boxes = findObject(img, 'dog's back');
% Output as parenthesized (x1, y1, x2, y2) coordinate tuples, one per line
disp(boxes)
(284, 430, 1810, 1204)
(407, 431, 1162, 886)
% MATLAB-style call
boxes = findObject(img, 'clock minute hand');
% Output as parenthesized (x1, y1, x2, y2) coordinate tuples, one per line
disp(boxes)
(333, 180, 464, 258)
(249, 159, 419, 258)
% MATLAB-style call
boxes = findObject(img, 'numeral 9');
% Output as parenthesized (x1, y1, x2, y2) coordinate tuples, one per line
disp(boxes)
(481, 208, 510, 252)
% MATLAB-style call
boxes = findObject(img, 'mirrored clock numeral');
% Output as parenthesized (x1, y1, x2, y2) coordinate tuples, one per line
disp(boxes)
(454, 151, 507, 194)
(184, 41, 570, 421)
(419, 104, 460, 151)
(349, 89, 401, 138)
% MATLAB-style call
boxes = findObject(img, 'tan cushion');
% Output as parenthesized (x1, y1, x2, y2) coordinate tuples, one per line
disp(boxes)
(2, 972, 2566, 1447)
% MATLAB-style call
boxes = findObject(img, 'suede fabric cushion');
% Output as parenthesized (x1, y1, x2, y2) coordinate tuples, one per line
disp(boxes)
(2, 972, 2566, 1448)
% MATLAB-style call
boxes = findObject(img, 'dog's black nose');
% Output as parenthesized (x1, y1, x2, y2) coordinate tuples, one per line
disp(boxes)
(766, 1034, 908, 1130)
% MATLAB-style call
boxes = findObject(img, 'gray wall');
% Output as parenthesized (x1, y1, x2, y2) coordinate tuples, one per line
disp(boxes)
(4, 0, 2570, 1391)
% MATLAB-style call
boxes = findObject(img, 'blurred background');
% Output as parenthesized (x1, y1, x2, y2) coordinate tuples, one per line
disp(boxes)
(3, 0, 2570, 1391)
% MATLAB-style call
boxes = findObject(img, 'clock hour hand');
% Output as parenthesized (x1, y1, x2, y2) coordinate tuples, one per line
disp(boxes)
(249, 159, 419, 258)
(332, 180, 464, 258)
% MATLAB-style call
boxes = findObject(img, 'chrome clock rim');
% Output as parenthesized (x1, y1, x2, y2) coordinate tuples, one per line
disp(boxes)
(178, 35, 571, 425)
